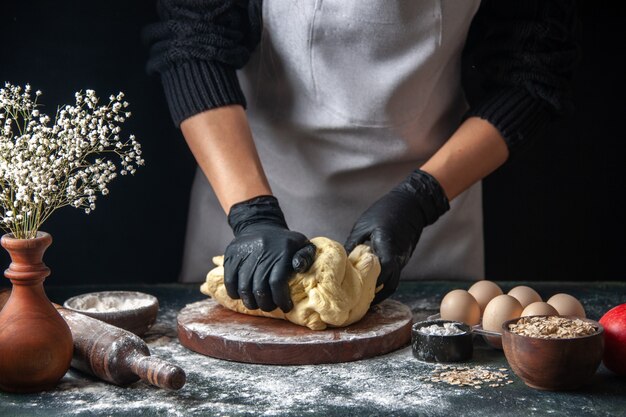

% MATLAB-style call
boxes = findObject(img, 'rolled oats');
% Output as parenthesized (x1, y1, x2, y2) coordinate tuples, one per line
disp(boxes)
(508, 316, 597, 339)
(418, 365, 513, 388)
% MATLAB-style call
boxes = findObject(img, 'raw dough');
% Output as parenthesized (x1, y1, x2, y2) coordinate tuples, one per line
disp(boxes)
(200, 237, 381, 330)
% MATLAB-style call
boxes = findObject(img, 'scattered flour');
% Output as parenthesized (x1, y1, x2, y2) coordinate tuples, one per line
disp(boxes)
(178, 299, 411, 345)
(0, 301, 461, 416)
(2, 290, 622, 417)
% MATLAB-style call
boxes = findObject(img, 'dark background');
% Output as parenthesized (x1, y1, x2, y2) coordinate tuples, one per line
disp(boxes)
(0, 1, 623, 286)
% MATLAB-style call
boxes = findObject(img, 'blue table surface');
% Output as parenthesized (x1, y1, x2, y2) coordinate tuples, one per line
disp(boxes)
(0, 281, 625, 417)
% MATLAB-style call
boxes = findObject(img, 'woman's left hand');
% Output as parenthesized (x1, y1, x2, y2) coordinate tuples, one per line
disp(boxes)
(344, 169, 450, 304)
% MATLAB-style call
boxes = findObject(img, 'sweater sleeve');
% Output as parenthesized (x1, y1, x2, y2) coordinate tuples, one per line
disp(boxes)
(144, 0, 262, 126)
(462, 0, 579, 155)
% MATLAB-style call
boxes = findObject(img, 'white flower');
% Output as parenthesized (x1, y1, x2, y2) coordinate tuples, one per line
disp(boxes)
(0, 83, 143, 238)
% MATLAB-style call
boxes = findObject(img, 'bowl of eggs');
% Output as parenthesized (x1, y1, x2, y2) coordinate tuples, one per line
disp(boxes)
(439, 281, 587, 349)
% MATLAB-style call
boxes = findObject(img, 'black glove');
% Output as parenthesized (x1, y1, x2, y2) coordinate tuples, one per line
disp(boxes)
(345, 169, 450, 304)
(224, 195, 316, 313)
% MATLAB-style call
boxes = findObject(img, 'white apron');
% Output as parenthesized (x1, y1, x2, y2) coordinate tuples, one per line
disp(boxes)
(180, 0, 484, 282)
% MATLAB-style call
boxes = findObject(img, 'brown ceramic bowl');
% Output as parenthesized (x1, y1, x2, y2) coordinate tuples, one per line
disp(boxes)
(501, 315, 604, 391)
(64, 291, 159, 337)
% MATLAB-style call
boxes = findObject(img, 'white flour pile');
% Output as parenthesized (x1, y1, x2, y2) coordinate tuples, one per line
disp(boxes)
(68, 292, 154, 312)
(418, 322, 466, 336)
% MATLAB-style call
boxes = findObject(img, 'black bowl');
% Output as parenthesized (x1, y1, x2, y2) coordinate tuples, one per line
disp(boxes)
(411, 319, 473, 363)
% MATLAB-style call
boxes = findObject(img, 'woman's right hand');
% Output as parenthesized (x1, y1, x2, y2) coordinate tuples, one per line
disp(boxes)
(224, 195, 316, 313)
(179, 108, 315, 311)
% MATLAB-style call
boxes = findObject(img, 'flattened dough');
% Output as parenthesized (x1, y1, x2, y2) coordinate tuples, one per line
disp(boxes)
(200, 237, 381, 330)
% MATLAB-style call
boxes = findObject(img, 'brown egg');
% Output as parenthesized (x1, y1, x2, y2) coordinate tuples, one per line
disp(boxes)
(547, 293, 586, 318)
(521, 301, 559, 317)
(439, 289, 481, 325)
(508, 286, 542, 308)
(482, 295, 523, 349)
(468, 280, 503, 314)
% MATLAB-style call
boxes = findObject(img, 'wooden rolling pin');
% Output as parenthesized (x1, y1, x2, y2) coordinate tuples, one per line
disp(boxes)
(0, 289, 186, 390)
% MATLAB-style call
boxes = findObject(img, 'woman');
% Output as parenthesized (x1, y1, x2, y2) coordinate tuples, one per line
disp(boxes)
(145, 0, 577, 313)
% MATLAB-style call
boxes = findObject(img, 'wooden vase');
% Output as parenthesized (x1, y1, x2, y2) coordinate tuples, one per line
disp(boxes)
(0, 231, 73, 393)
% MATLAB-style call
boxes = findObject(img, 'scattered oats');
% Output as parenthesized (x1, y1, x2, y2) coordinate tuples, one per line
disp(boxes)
(508, 316, 597, 339)
(422, 365, 513, 389)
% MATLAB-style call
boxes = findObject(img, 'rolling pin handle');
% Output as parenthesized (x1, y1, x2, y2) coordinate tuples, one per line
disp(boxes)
(129, 355, 186, 390)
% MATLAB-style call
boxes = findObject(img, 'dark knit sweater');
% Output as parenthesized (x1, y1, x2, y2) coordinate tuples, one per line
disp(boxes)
(144, 0, 578, 155)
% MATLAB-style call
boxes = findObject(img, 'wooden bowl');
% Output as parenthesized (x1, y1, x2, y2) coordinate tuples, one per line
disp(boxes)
(64, 291, 159, 337)
(501, 316, 604, 391)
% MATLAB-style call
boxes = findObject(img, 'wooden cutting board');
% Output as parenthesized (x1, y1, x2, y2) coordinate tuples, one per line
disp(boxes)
(177, 298, 412, 365)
